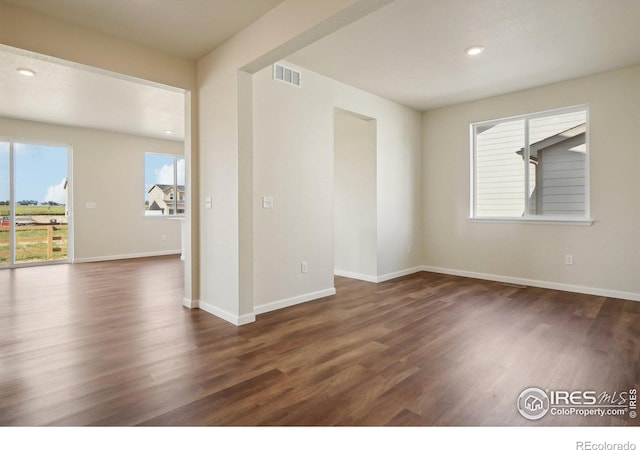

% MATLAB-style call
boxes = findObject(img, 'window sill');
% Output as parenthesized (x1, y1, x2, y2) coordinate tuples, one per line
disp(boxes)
(144, 214, 185, 220)
(468, 217, 594, 226)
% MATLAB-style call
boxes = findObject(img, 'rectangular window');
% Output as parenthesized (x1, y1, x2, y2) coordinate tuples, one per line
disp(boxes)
(145, 153, 185, 217)
(471, 106, 589, 222)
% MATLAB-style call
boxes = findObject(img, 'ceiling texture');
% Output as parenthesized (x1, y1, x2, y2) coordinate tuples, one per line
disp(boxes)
(0, 0, 285, 141)
(1, 0, 284, 59)
(0, 47, 186, 140)
(2, 0, 640, 140)
(289, 0, 640, 111)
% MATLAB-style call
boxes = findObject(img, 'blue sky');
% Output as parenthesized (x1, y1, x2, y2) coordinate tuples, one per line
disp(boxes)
(144, 153, 185, 201)
(1, 145, 184, 204)
(0, 143, 68, 204)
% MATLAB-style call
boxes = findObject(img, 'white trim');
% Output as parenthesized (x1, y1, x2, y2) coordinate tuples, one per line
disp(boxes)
(73, 250, 180, 263)
(2, 139, 73, 267)
(254, 288, 336, 315)
(198, 301, 256, 326)
(335, 266, 425, 283)
(421, 265, 640, 302)
(471, 105, 590, 222)
(333, 269, 378, 283)
(144, 215, 186, 220)
(182, 297, 199, 309)
(236, 313, 257, 325)
(468, 217, 594, 226)
(470, 104, 589, 129)
(584, 106, 591, 220)
(376, 266, 424, 282)
(4, 259, 69, 269)
(66, 144, 75, 263)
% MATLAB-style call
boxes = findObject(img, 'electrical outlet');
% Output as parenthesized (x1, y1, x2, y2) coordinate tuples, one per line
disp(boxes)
(161, 234, 167, 241)
(301, 261, 308, 273)
(565, 255, 574, 265)
(407, 245, 412, 254)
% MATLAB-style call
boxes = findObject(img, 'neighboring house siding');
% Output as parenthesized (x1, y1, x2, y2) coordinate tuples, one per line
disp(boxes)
(475, 110, 586, 218)
(537, 145, 586, 216)
(148, 186, 168, 214)
(475, 120, 525, 217)
(147, 184, 185, 215)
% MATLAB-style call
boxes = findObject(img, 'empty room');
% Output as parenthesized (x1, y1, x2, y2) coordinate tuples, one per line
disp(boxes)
(1, 0, 639, 443)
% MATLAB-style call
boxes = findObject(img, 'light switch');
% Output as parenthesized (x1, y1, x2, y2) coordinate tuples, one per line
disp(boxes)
(262, 196, 274, 209)
(205, 196, 212, 209)
(85, 202, 97, 209)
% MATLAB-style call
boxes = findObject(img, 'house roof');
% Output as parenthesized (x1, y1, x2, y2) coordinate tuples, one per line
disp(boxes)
(148, 201, 163, 211)
(518, 123, 586, 161)
(148, 184, 185, 194)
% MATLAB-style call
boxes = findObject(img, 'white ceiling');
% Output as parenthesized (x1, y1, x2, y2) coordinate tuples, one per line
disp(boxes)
(0, 0, 283, 141)
(3, 0, 640, 141)
(1, 0, 284, 59)
(289, 0, 640, 111)
(0, 46, 185, 141)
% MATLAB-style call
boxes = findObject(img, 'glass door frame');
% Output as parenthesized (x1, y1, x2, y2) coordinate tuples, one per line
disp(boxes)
(1, 138, 74, 268)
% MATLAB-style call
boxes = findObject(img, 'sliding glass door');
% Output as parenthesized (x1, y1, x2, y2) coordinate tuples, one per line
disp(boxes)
(0, 142, 9, 267)
(1, 140, 72, 267)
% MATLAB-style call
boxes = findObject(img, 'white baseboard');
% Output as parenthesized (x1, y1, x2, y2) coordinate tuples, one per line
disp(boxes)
(335, 266, 424, 283)
(73, 250, 181, 264)
(333, 269, 378, 283)
(182, 297, 199, 309)
(421, 265, 640, 302)
(254, 287, 337, 315)
(376, 266, 424, 283)
(198, 301, 256, 326)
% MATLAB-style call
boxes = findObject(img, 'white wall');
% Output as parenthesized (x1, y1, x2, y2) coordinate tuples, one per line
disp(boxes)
(1, 1, 199, 302)
(197, 0, 393, 324)
(422, 64, 640, 299)
(333, 109, 377, 279)
(0, 117, 183, 261)
(1, 0, 394, 322)
(0, 2, 195, 91)
(252, 61, 422, 311)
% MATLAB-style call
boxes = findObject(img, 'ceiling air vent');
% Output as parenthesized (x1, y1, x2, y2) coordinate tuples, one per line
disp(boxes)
(273, 63, 301, 87)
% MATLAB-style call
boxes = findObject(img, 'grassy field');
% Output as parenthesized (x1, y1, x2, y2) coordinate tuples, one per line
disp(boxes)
(0, 225, 68, 264)
(0, 204, 66, 217)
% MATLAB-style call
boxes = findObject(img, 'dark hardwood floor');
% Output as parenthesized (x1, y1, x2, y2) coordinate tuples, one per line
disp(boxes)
(1, 256, 638, 426)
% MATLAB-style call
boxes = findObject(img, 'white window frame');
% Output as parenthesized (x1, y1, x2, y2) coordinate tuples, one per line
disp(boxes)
(470, 105, 593, 225)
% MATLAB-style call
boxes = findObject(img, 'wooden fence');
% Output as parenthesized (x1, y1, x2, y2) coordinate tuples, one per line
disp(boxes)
(0, 224, 68, 263)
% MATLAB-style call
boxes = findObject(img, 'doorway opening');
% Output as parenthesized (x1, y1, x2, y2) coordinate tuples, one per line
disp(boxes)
(333, 108, 377, 283)
(0, 140, 72, 267)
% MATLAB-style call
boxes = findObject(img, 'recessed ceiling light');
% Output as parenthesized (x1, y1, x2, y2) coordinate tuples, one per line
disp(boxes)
(17, 68, 36, 77)
(465, 46, 485, 56)
(164, 130, 174, 135)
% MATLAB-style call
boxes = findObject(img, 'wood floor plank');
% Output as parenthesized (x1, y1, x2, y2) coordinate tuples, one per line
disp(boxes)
(1, 256, 638, 426)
